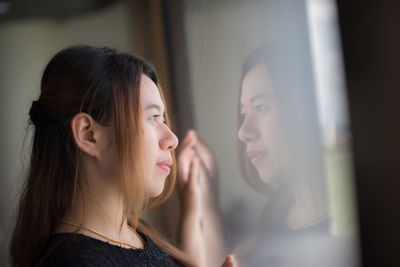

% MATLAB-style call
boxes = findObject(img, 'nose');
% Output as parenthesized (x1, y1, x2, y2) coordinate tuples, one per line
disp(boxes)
(160, 124, 179, 151)
(238, 114, 259, 143)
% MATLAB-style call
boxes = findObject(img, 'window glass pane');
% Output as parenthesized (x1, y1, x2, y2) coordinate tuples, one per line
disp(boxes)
(183, 0, 360, 265)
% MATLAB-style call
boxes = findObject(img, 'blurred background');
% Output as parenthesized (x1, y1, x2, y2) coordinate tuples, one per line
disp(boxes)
(1, 0, 400, 266)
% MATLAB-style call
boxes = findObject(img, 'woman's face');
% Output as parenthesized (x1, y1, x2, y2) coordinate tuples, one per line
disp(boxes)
(140, 75, 179, 197)
(238, 64, 288, 185)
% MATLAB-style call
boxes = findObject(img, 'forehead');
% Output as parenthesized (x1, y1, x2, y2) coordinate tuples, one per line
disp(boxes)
(240, 64, 273, 104)
(140, 74, 164, 108)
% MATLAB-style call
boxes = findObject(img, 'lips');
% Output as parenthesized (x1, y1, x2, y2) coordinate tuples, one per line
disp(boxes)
(156, 159, 173, 173)
(247, 150, 267, 165)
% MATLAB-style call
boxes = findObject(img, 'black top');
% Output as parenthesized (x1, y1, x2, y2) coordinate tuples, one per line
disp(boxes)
(42, 232, 183, 267)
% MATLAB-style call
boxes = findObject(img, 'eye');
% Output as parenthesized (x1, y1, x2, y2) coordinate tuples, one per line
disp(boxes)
(150, 114, 159, 121)
(240, 112, 247, 122)
(255, 104, 268, 113)
(150, 114, 166, 123)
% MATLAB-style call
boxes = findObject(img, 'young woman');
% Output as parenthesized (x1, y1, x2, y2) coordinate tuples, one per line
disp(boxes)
(10, 45, 237, 267)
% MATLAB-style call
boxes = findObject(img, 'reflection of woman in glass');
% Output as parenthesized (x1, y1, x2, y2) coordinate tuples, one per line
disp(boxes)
(234, 44, 329, 265)
(179, 44, 329, 266)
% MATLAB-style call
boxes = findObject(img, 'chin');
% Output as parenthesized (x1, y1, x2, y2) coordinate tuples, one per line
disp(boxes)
(146, 181, 166, 198)
(258, 167, 279, 185)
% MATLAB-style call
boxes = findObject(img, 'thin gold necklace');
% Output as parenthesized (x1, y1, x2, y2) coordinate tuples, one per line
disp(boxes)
(58, 219, 146, 250)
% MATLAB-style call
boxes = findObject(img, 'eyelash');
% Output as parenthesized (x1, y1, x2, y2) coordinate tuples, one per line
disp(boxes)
(255, 104, 266, 113)
(240, 104, 268, 120)
(150, 114, 166, 123)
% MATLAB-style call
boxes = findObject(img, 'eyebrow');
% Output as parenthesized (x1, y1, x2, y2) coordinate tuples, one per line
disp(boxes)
(250, 93, 269, 102)
(240, 93, 270, 109)
(144, 103, 164, 113)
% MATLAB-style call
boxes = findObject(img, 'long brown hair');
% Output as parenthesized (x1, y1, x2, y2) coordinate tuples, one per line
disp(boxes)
(10, 45, 195, 267)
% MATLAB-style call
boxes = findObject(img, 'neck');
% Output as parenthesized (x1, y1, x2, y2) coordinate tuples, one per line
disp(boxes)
(55, 157, 143, 248)
(286, 182, 327, 230)
(65, 185, 128, 235)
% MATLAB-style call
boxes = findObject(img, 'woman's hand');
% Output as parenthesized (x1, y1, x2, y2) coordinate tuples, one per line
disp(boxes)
(177, 130, 218, 213)
(177, 131, 200, 213)
(221, 255, 241, 267)
(177, 130, 227, 267)
(190, 130, 219, 210)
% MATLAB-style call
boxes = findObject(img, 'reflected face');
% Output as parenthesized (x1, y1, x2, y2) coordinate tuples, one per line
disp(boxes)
(238, 64, 288, 184)
(140, 75, 179, 197)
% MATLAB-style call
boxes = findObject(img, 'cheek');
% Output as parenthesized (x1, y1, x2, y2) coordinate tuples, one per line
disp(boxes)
(258, 115, 279, 143)
(143, 124, 159, 158)
(259, 115, 288, 165)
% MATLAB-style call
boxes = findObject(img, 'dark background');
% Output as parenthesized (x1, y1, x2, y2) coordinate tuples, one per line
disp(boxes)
(337, 1, 400, 266)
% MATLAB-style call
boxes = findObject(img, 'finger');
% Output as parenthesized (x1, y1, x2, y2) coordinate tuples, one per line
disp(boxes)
(177, 134, 197, 183)
(184, 131, 218, 183)
(178, 140, 195, 164)
(177, 149, 195, 185)
(188, 157, 200, 191)
(178, 130, 196, 151)
(177, 137, 196, 161)
(221, 255, 239, 267)
(177, 133, 196, 168)
(197, 162, 209, 187)
(193, 143, 216, 179)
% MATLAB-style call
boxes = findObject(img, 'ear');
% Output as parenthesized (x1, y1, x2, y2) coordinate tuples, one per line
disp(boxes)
(71, 113, 101, 157)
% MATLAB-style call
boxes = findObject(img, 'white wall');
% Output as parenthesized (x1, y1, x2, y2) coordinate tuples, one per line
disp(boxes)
(0, 2, 135, 265)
